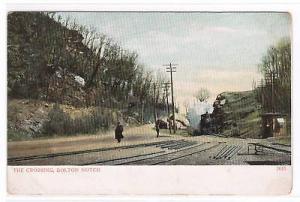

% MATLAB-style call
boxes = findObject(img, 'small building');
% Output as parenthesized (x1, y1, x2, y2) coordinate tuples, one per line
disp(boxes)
(261, 113, 288, 138)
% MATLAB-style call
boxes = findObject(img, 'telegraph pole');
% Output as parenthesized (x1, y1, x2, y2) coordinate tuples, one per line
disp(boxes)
(260, 79, 264, 113)
(163, 82, 171, 118)
(163, 82, 171, 134)
(266, 71, 275, 113)
(153, 83, 157, 123)
(164, 63, 177, 133)
(271, 71, 275, 113)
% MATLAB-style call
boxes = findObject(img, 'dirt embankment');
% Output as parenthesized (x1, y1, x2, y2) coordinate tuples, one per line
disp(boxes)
(7, 99, 139, 141)
(8, 99, 51, 140)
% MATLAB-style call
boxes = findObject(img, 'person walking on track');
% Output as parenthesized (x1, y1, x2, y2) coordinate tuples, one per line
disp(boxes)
(115, 122, 124, 143)
(155, 120, 160, 138)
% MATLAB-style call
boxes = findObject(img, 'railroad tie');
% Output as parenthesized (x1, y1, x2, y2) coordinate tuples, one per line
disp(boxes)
(213, 145, 228, 159)
(226, 146, 242, 160)
(223, 146, 238, 159)
(216, 146, 234, 159)
(224, 146, 238, 159)
(215, 145, 232, 159)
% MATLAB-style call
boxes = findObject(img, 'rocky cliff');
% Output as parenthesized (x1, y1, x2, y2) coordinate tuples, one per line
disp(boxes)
(212, 90, 262, 138)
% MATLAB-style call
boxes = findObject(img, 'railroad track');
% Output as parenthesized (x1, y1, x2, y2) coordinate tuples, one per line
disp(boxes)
(256, 143, 291, 155)
(7, 140, 177, 164)
(212, 145, 242, 160)
(8, 139, 198, 165)
(271, 143, 291, 147)
(84, 142, 223, 165)
(150, 143, 222, 165)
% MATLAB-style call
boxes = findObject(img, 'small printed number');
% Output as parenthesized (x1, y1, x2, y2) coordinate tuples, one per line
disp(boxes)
(277, 166, 287, 171)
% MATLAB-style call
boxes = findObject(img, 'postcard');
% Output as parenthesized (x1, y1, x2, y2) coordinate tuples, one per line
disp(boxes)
(6, 8, 293, 195)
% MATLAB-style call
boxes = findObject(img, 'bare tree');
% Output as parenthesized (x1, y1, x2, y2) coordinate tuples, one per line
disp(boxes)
(183, 100, 190, 114)
(195, 88, 210, 102)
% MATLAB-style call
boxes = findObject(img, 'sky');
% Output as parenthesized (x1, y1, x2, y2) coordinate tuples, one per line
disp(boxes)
(59, 12, 291, 111)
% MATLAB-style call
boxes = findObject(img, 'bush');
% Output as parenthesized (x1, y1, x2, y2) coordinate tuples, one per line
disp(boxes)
(43, 104, 72, 135)
(7, 129, 32, 141)
(43, 104, 115, 135)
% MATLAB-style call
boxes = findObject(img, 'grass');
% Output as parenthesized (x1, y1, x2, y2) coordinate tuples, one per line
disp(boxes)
(218, 91, 263, 138)
(7, 129, 32, 141)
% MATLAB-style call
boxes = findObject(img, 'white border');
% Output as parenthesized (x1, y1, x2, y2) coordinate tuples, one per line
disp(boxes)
(1, 0, 300, 201)
(6, 166, 293, 195)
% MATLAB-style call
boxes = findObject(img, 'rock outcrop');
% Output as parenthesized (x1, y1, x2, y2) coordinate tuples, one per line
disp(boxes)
(212, 90, 262, 138)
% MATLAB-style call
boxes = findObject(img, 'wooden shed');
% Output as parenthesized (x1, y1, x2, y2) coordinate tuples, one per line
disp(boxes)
(261, 113, 288, 138)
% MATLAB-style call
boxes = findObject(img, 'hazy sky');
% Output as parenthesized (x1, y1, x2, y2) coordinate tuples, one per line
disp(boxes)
(59, 12, 291, 109)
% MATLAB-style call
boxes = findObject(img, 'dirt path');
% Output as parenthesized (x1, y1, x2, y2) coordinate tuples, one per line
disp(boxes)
(8, 124, 175, 157)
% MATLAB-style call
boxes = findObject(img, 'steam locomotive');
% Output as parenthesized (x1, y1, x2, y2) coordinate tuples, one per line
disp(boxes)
(193, 94, 226, 136)
(195, 111, 224, 135)
(199, 112, 215, 135)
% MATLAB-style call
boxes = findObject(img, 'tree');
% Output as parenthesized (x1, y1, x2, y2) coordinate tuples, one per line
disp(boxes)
(151, 70, 167, 121)
(258, 37, 291, 114)
(195, 88, 210, 102)
(183, 100, 190, 114)
(8, 12, 168, 119)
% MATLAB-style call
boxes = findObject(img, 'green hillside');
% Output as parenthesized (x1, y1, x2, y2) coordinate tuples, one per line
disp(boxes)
(213, 90, 262, 138)
(7, 12, 167, 140)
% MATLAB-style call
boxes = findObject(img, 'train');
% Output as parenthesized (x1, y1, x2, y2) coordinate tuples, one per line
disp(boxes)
(193, 111, 224, 136)
(194, 94, 226, 135)
(199, 112, 216, 135)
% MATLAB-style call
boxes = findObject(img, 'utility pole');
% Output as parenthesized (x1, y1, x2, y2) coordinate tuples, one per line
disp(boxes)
(260, 79, 264, 113)
(271, 71, 275, 113)
(141, 100, 144, 124)
(163, 82, 171, 134)
(266, 71, 275, 113)
(163, 82, 171, 118)
(164, 63, 177, 134)
(153, 83, 157, 123)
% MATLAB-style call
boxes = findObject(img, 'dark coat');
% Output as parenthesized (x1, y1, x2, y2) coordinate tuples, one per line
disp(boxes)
(115, 125, 124, 139)
(155, 122, 160, 132)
